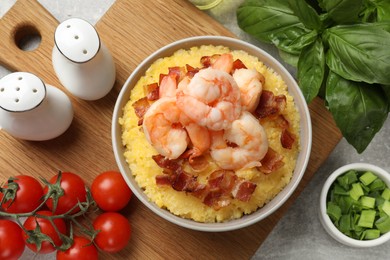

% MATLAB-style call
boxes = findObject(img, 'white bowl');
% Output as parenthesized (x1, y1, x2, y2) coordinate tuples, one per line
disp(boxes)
(112, 36, 312, 232)
(319, 163, 390, 247)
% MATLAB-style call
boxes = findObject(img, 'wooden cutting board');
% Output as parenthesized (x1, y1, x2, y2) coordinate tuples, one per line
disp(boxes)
(0, 0, 342, 259)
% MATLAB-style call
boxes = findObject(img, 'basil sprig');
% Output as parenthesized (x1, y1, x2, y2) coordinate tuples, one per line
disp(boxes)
(237, 0, 390, 153)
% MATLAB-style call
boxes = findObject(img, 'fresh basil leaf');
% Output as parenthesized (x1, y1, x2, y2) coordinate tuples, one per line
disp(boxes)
(278, 49, 300, 67)
(237, 0, 301, 43)
(374, 21, 390, 32)
(297, 38, 325, 103)
(288, 0, 322, 30)
(371, 0, 390, 21)
(269, 27, 318, 55)
(323, 24, 390, 85)
(326, 71, 389, 153)
(318, 0, 364, 24)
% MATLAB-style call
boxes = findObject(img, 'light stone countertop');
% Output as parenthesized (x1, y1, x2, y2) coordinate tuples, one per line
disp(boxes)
(1, 1, 389, 259)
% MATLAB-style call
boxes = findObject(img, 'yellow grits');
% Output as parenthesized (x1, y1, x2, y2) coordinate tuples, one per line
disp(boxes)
(119, 45, 300, 223)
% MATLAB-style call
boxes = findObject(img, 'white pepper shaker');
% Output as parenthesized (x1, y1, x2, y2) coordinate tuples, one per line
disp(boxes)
(52, 18, 116, 100)
(0, 72, 74, 141)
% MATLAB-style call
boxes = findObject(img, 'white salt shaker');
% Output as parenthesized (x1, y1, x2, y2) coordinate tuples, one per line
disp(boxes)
(52, 18, 116, 100)
(0, 72, 74, 141)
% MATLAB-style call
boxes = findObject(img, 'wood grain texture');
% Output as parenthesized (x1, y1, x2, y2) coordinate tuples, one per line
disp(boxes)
(0, 0, 342, 259)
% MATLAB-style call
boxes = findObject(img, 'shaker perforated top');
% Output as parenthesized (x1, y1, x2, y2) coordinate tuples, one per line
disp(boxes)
(0, 72, 46, 112)
(54, 18, 100, 63)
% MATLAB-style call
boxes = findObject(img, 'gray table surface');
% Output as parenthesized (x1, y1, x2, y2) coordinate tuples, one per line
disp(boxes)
(1, 1, 389, 259)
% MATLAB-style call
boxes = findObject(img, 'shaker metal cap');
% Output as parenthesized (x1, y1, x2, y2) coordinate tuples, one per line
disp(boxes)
(54, 18, 100, 63)
(0, 72, 46, 112)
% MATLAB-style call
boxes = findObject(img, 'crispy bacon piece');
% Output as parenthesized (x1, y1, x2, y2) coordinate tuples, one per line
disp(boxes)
(281, 129, 295, 149)
(200, 54, 221, 68)
(145, 82, 159, 101)
(232, 59, 247, 72)
(153, 155, 205, 192)
(185, 64, 200, 78)
(255, 90, 287, 119)
(232, 180, 257, 202)
(132, 97, 150, 126)
(172, 168, 199, 192)
(203, 190, 232, 209)
(152, 154, 181, 171)
(259, 147, 285, 174)
(155, 174, 174, 186)
(168, 66, 186, 82)
(208, 170, 237, 191)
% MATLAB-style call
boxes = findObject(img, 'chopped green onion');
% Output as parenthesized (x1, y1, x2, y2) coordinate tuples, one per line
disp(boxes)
(358, 210, 376, 228)
(369, 178, 386, 192)
(362, 229, 381, 240)
(333, 184, 349, 196)
(381, 200, 390, 216)
(375, 216, 390, 234)
(359, 171, 378, 186)
(337, 170, 358, 190)
(327, 201, 342, 222)
(359, 196, 376, 209)
(339, 196, 354, 214)
(381, 188, 390, 201)
(350, 183, 364, 201)
(375, 196, 385, 208)
(339, 214, 352, 233)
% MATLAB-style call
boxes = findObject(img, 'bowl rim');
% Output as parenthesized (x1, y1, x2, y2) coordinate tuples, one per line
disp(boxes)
(319, 162, 390, 247)
(112, 35, 312, 232)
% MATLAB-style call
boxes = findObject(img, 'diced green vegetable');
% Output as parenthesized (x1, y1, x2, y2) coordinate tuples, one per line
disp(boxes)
(339, 214, 352, 233)
(360, 196, 376, 209)
(381, 200, 390, 216)
(369, 178, 386, 192)
(376, 196, 385, 208)
(359, 171, 378, 186)
(381, 188, 390, 201)
(362, 229, 381, 240)
(327, 201, 342, 222)
(358, 210, 376, 228)
(333, 184, 349, 196)
(350, 183, 364, 201)
(338, 196, 354, 214)
(337, 170, 358, 190)
(375, 216, 390, 233)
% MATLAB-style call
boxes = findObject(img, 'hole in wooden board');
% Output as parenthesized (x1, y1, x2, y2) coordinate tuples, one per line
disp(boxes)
(14, 24, 42, 51)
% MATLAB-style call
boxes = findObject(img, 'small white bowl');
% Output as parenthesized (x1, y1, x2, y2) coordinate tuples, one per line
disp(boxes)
(112, 36, 312, 232)
(319, 163, 390, 247)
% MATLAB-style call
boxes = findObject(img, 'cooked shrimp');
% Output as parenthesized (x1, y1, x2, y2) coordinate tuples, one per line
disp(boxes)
(143, 97, 189, 159)
(210, 111, 269, 170)
(176, 67, 242, 131)
(233, 68, 265, 112)
(185, 122, 211, 161)
(212, 53, 234, 74)
(159, 74, 177, 98)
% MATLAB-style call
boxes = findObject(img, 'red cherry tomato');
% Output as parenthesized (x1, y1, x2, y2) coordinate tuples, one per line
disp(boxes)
(0, 175, 43, 213)
(0, 220, 25, 260)
(93, 212, 131, 253)
(44, 172, 87, 214)
(91, 171, 132, 211)
(23, 210, 67, 254)
(56, 236, 98, 260)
